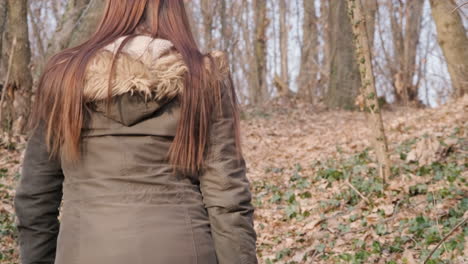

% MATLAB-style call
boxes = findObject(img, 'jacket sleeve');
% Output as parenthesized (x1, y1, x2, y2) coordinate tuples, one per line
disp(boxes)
(199, 72, 258, 263)
(14, 124, 64, 264)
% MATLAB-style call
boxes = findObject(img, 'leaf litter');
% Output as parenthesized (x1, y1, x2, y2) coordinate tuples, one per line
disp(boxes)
(1, 95, 467, 263)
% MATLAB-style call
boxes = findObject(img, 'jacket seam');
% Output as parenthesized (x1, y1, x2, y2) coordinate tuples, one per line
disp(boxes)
(229, 212, 243, 264)
(184, 204, 198, 264)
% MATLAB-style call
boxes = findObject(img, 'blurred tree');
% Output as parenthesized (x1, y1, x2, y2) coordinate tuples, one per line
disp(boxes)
(46, 0, 92, 60)
(185, 0, 200, 47)
(0, 0, 33, 135)
(325, 0, 361, 109)
(252, 0, 268, 104)
(389, 0, 425, 104)
(430, 0, 468, 97)
(0, 0, 6, 68)
(297, 0, 318, 103)
(219, 0, 229, 51)
(67, 0, 105, 48)
(363, 0, 377, 49)
(200, 0, 214, 51)
(279, 0, 289, 89)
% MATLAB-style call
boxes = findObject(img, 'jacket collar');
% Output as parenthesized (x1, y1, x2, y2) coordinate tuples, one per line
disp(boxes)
(83, 35, 187, 103)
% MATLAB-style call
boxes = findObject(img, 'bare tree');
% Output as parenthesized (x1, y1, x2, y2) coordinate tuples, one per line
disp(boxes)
(252, 0, 268, 104)
(200, 0, 214, 51)
(363, 0, 377, 49)
(219, 0, 229, 51)
(348, 0, 391, 183)
(325, 0, 361, 109)
(430, 0, 468, 97)
(0, 0, 6, 70)
(320, 0, 330, 98)
(389, 0, 425, 104)
(67, 0, 106, 48)
(279, 0, 289, 88)
(0, 0, 33, 134)
(185, 0, 200, 46)
(46, 0, 92, 59)
(297, 0, 319, 103)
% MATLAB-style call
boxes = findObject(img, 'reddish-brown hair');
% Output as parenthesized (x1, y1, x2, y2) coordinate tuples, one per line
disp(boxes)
(31, 0, 242, 176)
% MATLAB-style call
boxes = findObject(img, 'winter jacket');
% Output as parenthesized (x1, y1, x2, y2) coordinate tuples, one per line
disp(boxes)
(14, 35, 258, 264)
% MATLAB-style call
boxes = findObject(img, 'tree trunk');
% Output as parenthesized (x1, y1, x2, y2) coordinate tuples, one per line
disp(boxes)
(402, 0, 424, 102)
(28, 4, 46, 60)
(297, 0, 319, 102)
(0, 0, 33, 135)
(363, 0, 377, 50)
(347, 0, 391, 184)
(279, 0, 289, 90)
(219, 0, 229, 51)
(390, 0, 424, 104)
(46, 0, 91, 59)
(252, 0, 268, 104)
(0, 0, 6, 72)
(325, 0, 361, 109)
(430, 0, 468, 98)
(238, 0, 256, 104)
(320, 0, 330, 98)
(185, 0, 201, 47)
(67, 0, 106, 48)
(200, 0, 214, 51)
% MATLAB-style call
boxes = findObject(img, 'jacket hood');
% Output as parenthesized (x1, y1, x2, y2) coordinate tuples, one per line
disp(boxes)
(83, 35, 188, 126)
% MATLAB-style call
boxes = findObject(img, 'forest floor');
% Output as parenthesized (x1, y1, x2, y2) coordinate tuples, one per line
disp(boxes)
(1, 96, 467, 264)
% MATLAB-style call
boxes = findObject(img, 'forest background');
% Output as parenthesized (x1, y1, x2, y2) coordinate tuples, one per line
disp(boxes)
(0, 0, 467, 263)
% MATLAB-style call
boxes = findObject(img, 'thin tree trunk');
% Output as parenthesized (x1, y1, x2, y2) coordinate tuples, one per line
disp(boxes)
(402, 0, 424, 102)
(239, 0, 255, 103)
(1, 0, 33, 135)
(297, 0, 318, 102)
(219, 0, 229, 50)
(325, 0, 361, 109)
(185, 0, 201, 47)
(390, 0, 424, 104)
(46, 0, 92, 59)
(363, 0, 377, 50)
(279, 0, 289, 90)
(0, 0, 7, 72)
(28, 5, 46, 61)
(430, 0, 468, 97)
(320, 0, 330, 98)
(200, 0, 214, 51)
(348, 0, 391, 184)
(67, 0, 106, 48)
(253, 0, 268, 104)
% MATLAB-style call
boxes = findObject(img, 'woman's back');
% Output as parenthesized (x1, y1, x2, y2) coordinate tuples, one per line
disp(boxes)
(57, 35, 214, 263)
(15, 35, 257, 264)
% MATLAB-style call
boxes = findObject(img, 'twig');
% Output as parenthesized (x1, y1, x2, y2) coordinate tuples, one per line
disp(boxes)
(451, 2, 468, 13)
(345, 180, 371, 204)
(0, 36, 17, 125)
(432, 191, 448, 254)
(423, 217, 468, 264)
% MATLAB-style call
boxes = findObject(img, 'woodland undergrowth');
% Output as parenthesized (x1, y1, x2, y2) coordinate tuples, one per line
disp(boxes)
(0, 96, 467, 264)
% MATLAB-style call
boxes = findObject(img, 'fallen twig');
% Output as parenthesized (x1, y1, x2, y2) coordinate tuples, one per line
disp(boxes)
(423, 216, 468, 263)
(345, 180, 371, 205)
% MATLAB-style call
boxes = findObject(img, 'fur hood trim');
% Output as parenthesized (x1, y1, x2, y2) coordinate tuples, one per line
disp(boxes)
(83, 36, 188, 102)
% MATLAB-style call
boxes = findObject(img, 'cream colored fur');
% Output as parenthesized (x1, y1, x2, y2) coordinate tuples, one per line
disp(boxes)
(83, 36, 188, 102)
(83, 35, 230, 102)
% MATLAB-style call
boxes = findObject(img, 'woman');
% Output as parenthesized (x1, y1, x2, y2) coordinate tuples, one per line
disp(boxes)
(14, 1, 257, 263)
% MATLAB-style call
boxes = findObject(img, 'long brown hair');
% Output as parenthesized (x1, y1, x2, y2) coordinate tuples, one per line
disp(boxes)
(31, 0, 242, 176)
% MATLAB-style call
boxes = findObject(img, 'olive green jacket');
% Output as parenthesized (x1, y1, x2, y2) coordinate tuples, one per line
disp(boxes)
(14, 36, 257, 264)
